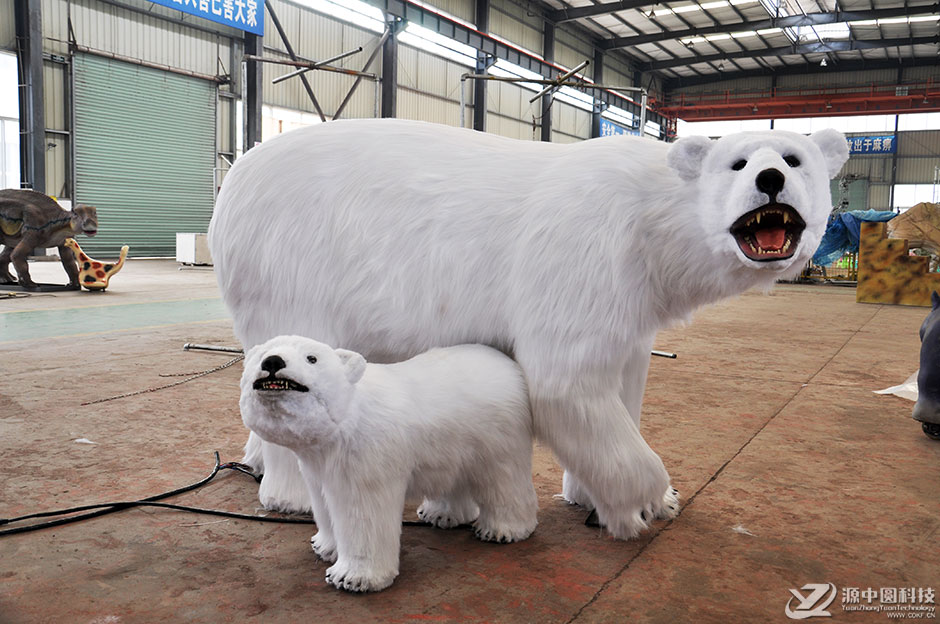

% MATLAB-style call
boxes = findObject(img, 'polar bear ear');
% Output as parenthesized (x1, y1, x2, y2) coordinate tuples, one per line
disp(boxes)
(809, 128, 850, 178)
(334, 348, 367, 385)
(666, 135, 714, 181)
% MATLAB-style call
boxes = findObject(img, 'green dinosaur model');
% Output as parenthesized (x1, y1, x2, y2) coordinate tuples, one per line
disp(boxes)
(0, 189, 99, 290)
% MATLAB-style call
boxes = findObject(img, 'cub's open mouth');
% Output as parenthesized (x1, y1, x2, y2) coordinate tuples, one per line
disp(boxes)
(253, 376, 309, 392)
(730, 203, 805, 262)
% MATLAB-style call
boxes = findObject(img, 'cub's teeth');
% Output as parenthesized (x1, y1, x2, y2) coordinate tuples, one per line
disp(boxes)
(756, 212, 761, 224)
(783, 212, 790, 224)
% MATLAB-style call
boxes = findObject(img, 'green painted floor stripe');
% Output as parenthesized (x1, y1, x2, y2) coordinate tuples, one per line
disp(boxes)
(1, 298, 232, 342)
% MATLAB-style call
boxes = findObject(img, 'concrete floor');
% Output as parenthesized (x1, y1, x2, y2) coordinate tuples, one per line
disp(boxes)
(1, 260, 937, 623)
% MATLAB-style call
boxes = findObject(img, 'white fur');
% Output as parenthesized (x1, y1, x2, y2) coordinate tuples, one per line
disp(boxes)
(210, 119, 848, 539)
(239, 335, 538, 592)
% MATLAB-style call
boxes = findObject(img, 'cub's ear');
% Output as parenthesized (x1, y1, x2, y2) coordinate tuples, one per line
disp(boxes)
(666, 135, 714, 181)
(335, 348, 367, 384)
(810, 128, 850, 178)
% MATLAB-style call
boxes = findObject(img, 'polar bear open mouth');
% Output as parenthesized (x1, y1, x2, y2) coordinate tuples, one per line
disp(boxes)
(730, 203, 806, 262)
(253, 376, 310, 393)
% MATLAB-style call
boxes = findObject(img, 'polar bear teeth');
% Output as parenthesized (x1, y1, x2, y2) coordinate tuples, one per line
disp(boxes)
(253, 377, 310, 392)
(730, 203, 805, 263)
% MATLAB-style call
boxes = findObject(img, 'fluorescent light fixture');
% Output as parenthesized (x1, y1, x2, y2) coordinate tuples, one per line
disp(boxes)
(700, 1, 730, 8)
(704, 33, 732, 41)
(756, 27, 783, 35)
(295, 0, 384, 33)
(730, 30, 759, 38)
(399, 22, 477, 67)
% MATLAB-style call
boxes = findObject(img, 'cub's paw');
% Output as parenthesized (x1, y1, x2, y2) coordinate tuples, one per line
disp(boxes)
(311, 533, 337, 563)
(325, 561, 396, 593)
(417, 498, 478, 529)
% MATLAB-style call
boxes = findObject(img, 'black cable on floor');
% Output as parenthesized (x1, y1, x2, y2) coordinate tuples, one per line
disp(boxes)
(0, 453, 436, 537)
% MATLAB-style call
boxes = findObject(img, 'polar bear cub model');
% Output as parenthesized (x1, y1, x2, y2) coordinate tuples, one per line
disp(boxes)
(239, 335, 538, 592)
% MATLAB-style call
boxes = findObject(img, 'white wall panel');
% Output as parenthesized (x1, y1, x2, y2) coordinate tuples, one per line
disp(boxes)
(553, 100, 590, 140)
(397, 88, 461, 127)
(0, 0, 14, 50)
(898, 130, 940, 157)
(897, 158, 940, 184)
(53, 0, 221, 75)
(869, 184, 891, 210)
(490, 114, 532, 141)
(424, 0, 474, 25)
(489, 5, 542, 57)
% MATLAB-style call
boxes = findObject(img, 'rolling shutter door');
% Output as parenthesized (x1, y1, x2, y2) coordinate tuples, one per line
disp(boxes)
(73, 53, 216, 257)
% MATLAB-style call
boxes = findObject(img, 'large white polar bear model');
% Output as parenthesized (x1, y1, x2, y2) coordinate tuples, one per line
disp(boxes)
(209, 118, 849, 540)
(239, 335, 538, 592)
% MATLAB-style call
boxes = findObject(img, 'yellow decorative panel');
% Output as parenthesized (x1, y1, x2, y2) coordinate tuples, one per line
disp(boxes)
(857, 221, 940, 307)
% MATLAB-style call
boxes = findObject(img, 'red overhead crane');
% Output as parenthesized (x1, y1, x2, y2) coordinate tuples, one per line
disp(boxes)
(656, 80, 940, 121)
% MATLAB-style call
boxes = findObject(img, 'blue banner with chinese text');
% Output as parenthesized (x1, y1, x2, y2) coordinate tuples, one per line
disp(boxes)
(150, 0, 263, 35)
(846, 135, 896, 155)
(599, 118, 639, 137)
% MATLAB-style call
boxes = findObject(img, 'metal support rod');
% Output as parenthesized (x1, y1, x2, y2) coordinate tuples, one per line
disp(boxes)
(333, 29, 391, 121)
(265, 1, 327, 122)
(651, 350, 677, 359)
(243, 55, 377, 80)
(183, 344, 244, 354)
(531, 60, 590, 104)
(271, 46, 363, 85)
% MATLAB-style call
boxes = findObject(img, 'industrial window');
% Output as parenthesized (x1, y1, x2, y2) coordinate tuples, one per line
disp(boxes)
(0, 52, 18, 189)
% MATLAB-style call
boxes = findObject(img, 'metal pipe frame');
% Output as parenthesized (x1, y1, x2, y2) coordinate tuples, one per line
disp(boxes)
(372, 0, 665, 127)
(244, 54, 377, 80)
(271, 46, 364, 84)
(333, 29, 390, 121)
(265, 0, 327, 122)
(472, 0, 489, 132)
(540, 23, 555, 142)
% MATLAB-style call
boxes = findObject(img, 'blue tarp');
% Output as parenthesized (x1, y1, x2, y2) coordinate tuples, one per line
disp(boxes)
(812, 210, 897, 266)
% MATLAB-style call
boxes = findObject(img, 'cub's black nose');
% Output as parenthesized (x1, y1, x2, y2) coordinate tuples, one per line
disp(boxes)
(756, 168, 785, 198)
(261, 355, 286, 374)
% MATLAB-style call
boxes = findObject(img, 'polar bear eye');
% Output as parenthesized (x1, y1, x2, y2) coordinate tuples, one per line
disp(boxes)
(307, 355, 318, 364)
(732, 159, 747, 171)
(784, 155, 801, 167)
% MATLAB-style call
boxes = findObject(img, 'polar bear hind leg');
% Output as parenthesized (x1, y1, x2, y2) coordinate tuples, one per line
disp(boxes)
(417, 494, 480, 529)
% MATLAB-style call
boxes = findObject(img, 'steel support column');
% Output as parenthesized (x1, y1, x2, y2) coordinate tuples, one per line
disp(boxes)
(381, 15, 401, 118)
(540, 23, 554, 143)
(244, 33, 263, 152)
(591, 48, 604, 138)
(14, 0, 45, 192)
(472, 0, 489, 132)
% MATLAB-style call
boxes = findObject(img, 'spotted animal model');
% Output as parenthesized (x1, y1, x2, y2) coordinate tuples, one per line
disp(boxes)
(0, 189, 98, 290)
(63, 238, 128, 291)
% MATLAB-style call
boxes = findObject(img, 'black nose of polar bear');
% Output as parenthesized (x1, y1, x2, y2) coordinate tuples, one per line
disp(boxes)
(261, 355, 287, 374)
(756, 168, 786, 199)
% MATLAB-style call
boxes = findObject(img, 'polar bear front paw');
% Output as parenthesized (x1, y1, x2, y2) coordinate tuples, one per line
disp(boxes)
(311, 533, 337, 563)
(655, 486, 681, 520)
(597, 485, 681, 539)
(472, 521, 535, 544)
(417, 497, 479, 529)
(325, 560, 396, 593)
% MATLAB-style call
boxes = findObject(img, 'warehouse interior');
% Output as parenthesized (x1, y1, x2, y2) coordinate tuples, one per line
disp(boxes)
(1, 0, 939, 619)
